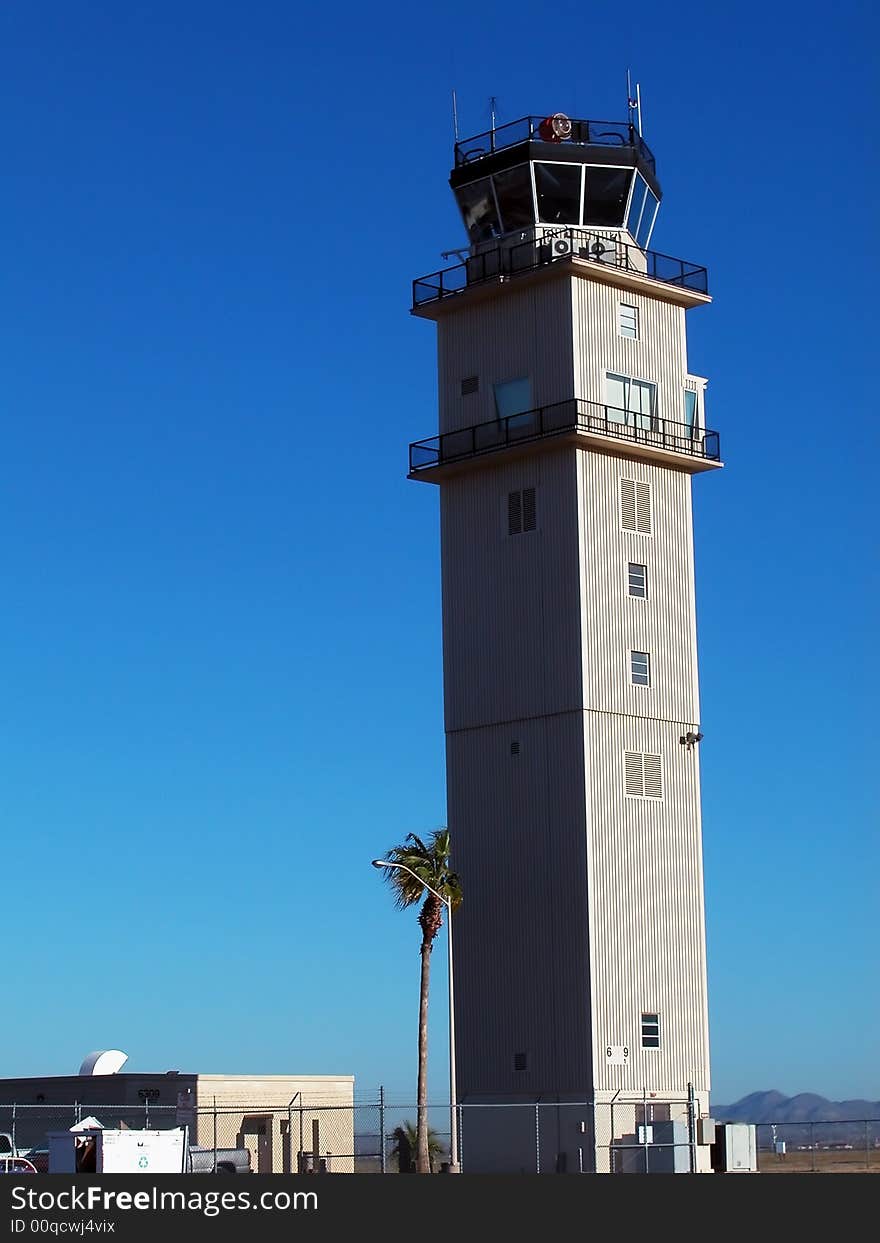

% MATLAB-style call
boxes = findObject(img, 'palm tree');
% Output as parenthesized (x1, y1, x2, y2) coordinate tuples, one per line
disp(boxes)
(390, 1120, 446, 1174)
(376, 828, 462, 1174)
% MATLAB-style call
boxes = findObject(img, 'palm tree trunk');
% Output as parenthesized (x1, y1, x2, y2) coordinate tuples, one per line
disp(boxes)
(416, 937, 432, 1173)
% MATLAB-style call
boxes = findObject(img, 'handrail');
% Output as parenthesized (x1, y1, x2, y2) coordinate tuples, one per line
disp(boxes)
(409, 398, 720, 472)
(413, 228, 708, 307)
(454, 115, 656, 174)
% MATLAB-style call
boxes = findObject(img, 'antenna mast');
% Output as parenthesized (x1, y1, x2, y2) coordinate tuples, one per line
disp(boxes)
(452, 89, 460, 142)
(489, 95, 497, 131)
(626, 70, 643, 136)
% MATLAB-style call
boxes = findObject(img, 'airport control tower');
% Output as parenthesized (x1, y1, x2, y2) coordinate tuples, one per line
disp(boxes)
(408, 109, 721, 1173)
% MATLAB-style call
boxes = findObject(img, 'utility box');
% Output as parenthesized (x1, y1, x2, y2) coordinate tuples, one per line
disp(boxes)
(697, 1117, 716, 1145)
(710, 1123, 757, 1173)
(49, 1128, 187, 1174)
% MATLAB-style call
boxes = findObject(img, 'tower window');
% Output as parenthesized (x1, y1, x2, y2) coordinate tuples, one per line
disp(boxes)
(493, 377, 532, 420)
(461, 375, 479, 396)
(606, 373, 656, 430)
(628, 562, 648, 598)
(624, 751, 663, 800)
(641, 1013, 661, 1049)
(630, 650, 651, 687)
(508, 488, 536, 536)
(619, 304, 639, 339)
(620, 478, 652, 535)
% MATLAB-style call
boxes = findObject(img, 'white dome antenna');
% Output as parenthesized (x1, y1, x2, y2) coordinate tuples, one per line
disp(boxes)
(78, 1050, 129, 1076)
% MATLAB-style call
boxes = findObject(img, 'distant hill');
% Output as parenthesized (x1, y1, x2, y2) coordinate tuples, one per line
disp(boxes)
(711, 1092, 880, 1146)
(712, 1092, 880, 1124)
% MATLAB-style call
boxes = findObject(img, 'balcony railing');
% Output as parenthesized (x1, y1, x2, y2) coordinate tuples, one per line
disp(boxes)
(454, 115, 656, 176)
(409, 399, 721, 473)
(413, 228, 708, 308)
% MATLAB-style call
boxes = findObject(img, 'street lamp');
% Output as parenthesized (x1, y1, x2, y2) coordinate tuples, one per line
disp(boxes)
(372, 857, 460, 1174)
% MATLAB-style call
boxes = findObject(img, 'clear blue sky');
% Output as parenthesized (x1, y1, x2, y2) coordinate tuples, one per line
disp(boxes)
(1, 1, 876, 1108)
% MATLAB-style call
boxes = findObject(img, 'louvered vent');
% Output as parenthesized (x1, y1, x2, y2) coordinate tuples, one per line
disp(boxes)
(636, 480, 652, 534)
(620, 478, 652, 534)
(625, 751, 663, 800)
(510, 740, 520, 756)
(508, 490, 522, 535)
(643, 753, 663, 799)
(508, 488, 536, 536)
(513, 1051, 529, 1073)
(522, 487, 536, 532)
(461, 375, 479, 396)
(625, 751, 644, 797)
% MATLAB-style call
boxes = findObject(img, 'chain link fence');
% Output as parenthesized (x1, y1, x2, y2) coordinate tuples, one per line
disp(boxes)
(2, 1099, 877, 1173)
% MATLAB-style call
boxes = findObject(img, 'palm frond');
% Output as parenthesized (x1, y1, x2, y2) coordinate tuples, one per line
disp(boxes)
(375, 826, 462, 913)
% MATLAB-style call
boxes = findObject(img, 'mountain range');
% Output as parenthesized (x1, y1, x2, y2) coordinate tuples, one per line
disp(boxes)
(711, 1091, 880, 1123)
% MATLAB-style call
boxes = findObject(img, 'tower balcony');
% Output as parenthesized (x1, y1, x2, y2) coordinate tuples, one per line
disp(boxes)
(409, 399, 722, 481)
(412, 228, 709, 314)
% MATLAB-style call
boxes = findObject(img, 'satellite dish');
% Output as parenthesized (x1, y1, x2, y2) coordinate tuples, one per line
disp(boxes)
(538, 113, 572, 142)
(79, 1050, 129, 1076)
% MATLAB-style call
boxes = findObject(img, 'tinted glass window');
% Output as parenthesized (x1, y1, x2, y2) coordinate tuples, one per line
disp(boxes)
(637, 189, 659, 248)
(492, 165, 534, 233)
(535, 163, 581, 225)
(584, 167, 632, 227)
(627, 174, 648, 237)
(494, 377, 532, 419)
(455, 178, 500, 243)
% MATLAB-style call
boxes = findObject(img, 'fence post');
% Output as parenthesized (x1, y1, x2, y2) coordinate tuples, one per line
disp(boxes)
(811, 1122, 816, 1172)
(534, 1103, 540, 1174)
(379, 1086, 386, 1175)
(457, 1103, 463, 1173)
(11, 1104, 15, 1157)
(687, 1082, 697, 1173)
(213, 1097, 218, 1173)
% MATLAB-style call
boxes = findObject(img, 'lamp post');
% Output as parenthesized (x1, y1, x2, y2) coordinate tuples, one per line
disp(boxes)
(372, 858, 459, 1173)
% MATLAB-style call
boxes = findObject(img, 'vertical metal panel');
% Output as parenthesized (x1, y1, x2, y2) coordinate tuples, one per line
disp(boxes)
(436, 280, 574, 435)
(431, 266, 712, 1120)
(578, 451, 700, 724)
(440, 448, 583, 733)
(583, 714, 710, 1095)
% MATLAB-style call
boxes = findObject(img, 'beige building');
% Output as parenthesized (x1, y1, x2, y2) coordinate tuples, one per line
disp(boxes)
(0, 1065, 355, 1173)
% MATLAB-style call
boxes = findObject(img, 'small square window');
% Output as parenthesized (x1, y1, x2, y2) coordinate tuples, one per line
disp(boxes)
(461, 375, 479, 396)
(494, 377, 532, 420)
(631, 650, 650, 687)
(641, 1013, 660, 1049)
(628, 562, 647, 598)
(619, 303, 639, 339)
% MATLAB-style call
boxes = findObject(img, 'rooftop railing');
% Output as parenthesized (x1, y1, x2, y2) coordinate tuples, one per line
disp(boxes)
(409, 398, 720, 473)
(454, 116, 656, 175)
(413, 228, 708, 308)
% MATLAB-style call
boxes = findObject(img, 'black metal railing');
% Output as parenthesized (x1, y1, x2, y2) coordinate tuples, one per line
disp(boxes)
(409, 399, 720, 472)
(413, 228, 708, 307)
(454, 115, 656, 175)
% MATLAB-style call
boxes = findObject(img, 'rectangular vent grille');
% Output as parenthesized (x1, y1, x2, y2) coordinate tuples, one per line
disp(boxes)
(508, 487, 536, 535)
(620, 478, 652, 534)
(461, 375, 479, 396)
(510, 740, 520, 756)
(625, 751, 663, 800)
(513, 1051, 529, 1073)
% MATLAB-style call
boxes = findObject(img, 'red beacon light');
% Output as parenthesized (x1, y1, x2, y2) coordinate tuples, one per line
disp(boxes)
(538, 113, 573, 142)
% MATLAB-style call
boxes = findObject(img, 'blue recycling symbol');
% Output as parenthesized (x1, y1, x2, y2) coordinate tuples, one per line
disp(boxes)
(138, 1156, 149, 1168)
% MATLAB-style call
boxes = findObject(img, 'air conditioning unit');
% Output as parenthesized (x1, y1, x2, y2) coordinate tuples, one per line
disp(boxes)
(550, 235, 574, 258)
(584, 236, 617, 264)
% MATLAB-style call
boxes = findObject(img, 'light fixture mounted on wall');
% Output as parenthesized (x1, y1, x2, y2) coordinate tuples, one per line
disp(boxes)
(679, 731, 704, 749)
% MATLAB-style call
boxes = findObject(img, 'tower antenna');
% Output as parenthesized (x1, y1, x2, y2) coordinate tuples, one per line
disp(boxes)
(626, 69, 643, 136)
(489, 95, 497, 131)
(452, 89, 460, 143)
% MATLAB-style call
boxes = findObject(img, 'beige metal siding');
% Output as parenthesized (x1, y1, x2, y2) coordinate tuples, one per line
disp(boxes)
(578, 452, 700, 724)
(449, 710, 593, 1099)
(584, 715, 710, 1095)
(571, 279, 688, 421)
(441, 447, 583, 733)
(437, 280, 574, 435)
